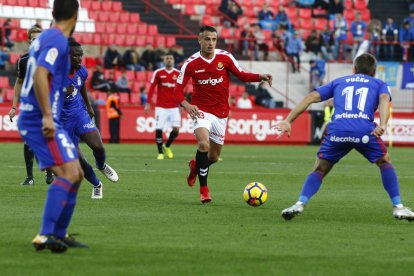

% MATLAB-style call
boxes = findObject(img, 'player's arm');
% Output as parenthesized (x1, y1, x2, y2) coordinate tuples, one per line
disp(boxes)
(80, 84, 94, 118)
(227, 53, 273, 86)
(274, 91, 322, 138)
(371, 93, 390, 138)
(145, 72, 158, 114)
(33, 66, 55, 138)
(175, 63, 199, 119)
(8, 78, 24, 122)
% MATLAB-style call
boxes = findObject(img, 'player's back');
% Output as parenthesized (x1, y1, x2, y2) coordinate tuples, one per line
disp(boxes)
(62, 65, 88, 118)
(19, 28, 70, 124)
(317, 74, 390, 134)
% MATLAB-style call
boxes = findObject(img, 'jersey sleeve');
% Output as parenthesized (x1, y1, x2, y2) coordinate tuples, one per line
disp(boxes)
(378, 81, 392, 101)
(316, 81, 334, 101)
(174, 61, 193, 104)
(17, 56, 27, 79)
(37, 37, 67, 76)
(225, 53, 260, 83)
(147, 70, 158, 104)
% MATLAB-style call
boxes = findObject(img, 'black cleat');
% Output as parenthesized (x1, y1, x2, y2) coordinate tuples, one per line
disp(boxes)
(45, 170, 54, 185)
(32, 234, 68, 253)
(20, 178, 34, 186)
(60, 234, 89, 248)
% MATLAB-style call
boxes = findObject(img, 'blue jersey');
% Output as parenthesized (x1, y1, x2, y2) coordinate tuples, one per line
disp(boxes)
(61, 65, 88, 119)
(317, 74, 391, 134)
(19, 28, 70, 124)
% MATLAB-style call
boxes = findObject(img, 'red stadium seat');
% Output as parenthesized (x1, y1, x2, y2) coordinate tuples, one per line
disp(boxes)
(88, 11, 99, 20)
(125, 35, 136, 46)
(300, 19, 313, 30)
(314, 18, 328, 30)
(127, 24, 138, 35)
(360, 9, 371, 21)
(344, 0, 353, 9)
(185, 5, 197, 15)
(136, 35, 147, 47)
(91, 1, 101, 11)
(202, 16, 214, 26)
(17, 0, 28, 6)
(81, 0, 91, 9)
(119, 12, 130, 23)
(101, 1, 113, 12)
(0, 76, 10, 88)
(155, 36, 165, 48)
(125, 70, 135, 81)
(137, 24, 148, 35)
(4, 89, 14, 102)
(112, 2, 123, 12)
(119, 93, 130, 104)
(354, 0, 367, 10)
(146, 36, 155, 46)
(343, 10, 355, 21)
(97, 92, 107, 102)
(116, 24, 128, 34)
(108, 12, 121, 23)
(106, 24, 116, 34)
(135, 71, 146, 81)
(92, 33, 102, 45)
(205, 5, 217, 15)
(98, 12, 110, 22)
(9, 52, 20, 64)
(130, 13, 140, 23)
(299, 9, 312, 19)
(165, 36, 176, 48)
(285, 7, 298, 20)
(6, 0, 17, 5)
(95, 23, 105, 34)
(130, 93, 141, 105)
(220, 27, 232, 39)
(147, 25, 158, 35)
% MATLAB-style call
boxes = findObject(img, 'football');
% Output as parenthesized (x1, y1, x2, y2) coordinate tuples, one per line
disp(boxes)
(243, 182, 268, 207)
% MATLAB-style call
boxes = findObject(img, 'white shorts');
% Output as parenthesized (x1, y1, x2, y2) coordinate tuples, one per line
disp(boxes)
(155, 107, 181, 130)
(193, 110, 227, 145)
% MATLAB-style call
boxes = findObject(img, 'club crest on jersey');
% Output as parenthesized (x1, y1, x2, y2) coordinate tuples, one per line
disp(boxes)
(216, 62, 224, 71)
(172, 74, 177, 80)
(77, 76, 81, 86)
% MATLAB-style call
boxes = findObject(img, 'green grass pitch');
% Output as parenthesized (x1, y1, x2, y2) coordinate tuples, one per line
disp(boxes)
(1, 142, 414, 275)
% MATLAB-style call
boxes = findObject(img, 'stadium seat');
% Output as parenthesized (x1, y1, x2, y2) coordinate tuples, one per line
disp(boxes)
(220, 27, 233, 39)
(155, 36, 165, 48)
(360, 9, 371, 21)
(125, 70, 135, 81)
(185, 5, 197, 15)
(127, 24, 138, 35)
(6, 0, 17, 5)
(131, 93, 141, 105)
(165, 36, 176, 48)
(88, 11, 98, 20)
(98, 12, 110, 22)
(106, 24, 116, 34)
(91, 33, 101, 45)
(97, 92, 107, 102)
(112, 2, 123, 12)
(136, 35, 147, 47)
(81, 0, 92, 9)
(119, 93, 129, 104)
(285, 7, 298, 20)
(314, 18, 328, 30)
(130, 13, 140, 23)
(146, 36, 155, 46)
(118, 12, 130, 23)
(343, 10, 355, 21)
(125, 35, 137, 46)
(202, 15, 214, 26)
(0, 76, 10, 88)
(300, 19, 313, 30)
(17, 0, 28, 6)
(136, 71, 146, 81)
(84, 57, 97, 68)
(9, 52, 20, 64)
(205, 5, 217, 15)
(108, 12, 121, 23)
(344, 0, 353, 9)
(354, 0, 367, 10)
(147, 25, 158, 35)
(91, 1, 101, 11)
(137, 24, 148, 35)
(117, 24, 128, 34)
(299, 9, 312, 19)
(4, 89, 14, 102)
(101, 1, 113, 12)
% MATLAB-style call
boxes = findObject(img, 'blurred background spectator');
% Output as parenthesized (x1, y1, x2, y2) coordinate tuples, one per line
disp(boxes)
(285, 31, 304, 73)
(305, 30, 324, 59)
(104, 44, 122, 69)
(252, 24, 269, 61)
(399, 20, 414, 61)
(367, 16, 382, 58)
(236, 91, 253, 109)
(382, 17, 399, 60)
(329, 0, 344, 19)
(92, 65, 112, 92)
(0, 47, 9, 69)
(275, 6, 292, 31)
(350, 12, 368, 58)
(0, 19, 14, 49)
(333, 13, 347, 59)
(115, 69, 131, 94)
(122, 46, 145, 71)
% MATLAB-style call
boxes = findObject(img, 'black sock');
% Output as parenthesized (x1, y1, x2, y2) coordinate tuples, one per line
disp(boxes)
(155, 129, 163, 154)
(196, 150, 209, 186)
(24, 144, 34, 179)
(165, 130, 179, 147)
(208, 160, 217, 166)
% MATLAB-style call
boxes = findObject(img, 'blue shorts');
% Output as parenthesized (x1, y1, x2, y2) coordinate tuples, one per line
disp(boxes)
(17, 120, 78, 170)
(317, 131, 387, 163)
(61, 110, 98, 146)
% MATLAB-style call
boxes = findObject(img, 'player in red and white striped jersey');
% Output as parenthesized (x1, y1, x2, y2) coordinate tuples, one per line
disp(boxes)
(175, 26, 272, 203)
(145, 53, 181, 160)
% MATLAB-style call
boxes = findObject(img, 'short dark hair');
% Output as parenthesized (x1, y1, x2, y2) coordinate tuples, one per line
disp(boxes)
(52, 0, 79, 21)
(68, 36, 81, 47)
(354, 53, 377, 76)
(199, 25, 217, 33)
(28, 26, 41, 40)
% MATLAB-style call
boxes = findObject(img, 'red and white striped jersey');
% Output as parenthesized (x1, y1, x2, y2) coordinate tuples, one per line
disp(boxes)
(147, 67, 181, 108)
(175, 49, 260, 118)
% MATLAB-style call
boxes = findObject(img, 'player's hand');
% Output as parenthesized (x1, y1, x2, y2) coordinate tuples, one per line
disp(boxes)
(259, 74, 273, 87)
(87, 106, 95, 118)
(8, 108, 16, 122)
(42, 115, 56, 138)
(371, 125, 386, 138)
(182, 102, 200, 120)
(272, 120, 291, 138)
(144, 104, 150, 114)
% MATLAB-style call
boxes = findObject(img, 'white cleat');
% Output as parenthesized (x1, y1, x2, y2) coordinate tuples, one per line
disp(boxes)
(99, 163, 119, 182)
(393, 206, 414, 222)
(91, 182, 103, 199)
(281, 203, 305, 220)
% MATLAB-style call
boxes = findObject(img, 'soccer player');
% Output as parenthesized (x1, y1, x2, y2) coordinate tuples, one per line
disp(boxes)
(275, 53, 414, 221)
(17, 0, 87, 252)
(8, 26, 54, 186)
(145, 53, 181, 160)
(175, 26, 272, 203)
(61, 38, 119, 199)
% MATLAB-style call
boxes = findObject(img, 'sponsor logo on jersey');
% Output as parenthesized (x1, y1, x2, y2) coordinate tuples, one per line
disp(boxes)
(45, 48, 58, 65)
(161, 82, 176, 88)
(334, 112, 370, 120)
(216, 62, 224, 70)
(330, 135, 360, 143)
(195, 69, 205, 73)
(77, 76, 81, 86)
(160, 75, 167, 78)
(19, 103, 34, 111)
(198, 76, 224, 86)
(83, 121, 96, 129)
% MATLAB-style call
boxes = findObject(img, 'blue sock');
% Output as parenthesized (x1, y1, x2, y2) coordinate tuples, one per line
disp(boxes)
(298, 171, 324, 204)
(40, 177, 72, 235)
(83, 160, 101, 187)
(94, 149, 106, 170)
(380, 164, 401, 206)
(54, 184, 79, 239)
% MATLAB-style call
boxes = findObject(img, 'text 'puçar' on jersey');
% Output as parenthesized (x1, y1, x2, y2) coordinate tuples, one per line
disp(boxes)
(61, 64, 89, 118)
(147, 67, 180, 108)
(316, 74, 391, 134)
(174, 49, 260, 118)
(18, 28, 70, 123)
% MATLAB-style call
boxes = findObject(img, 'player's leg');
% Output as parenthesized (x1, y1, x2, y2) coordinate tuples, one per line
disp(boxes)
(163, 108, 181, 159)
(77, 147, 103, 199)
(20, 143, 35, 185)
(45, 168, 54, 185)
(194, 127, 211, 203)
(155, 107, 166, 159)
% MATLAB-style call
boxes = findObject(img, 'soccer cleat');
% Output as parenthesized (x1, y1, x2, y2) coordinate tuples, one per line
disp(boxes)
(281, 203, 305, 220)
(200, 186, 212, 203)
(163, 145, 173, 159)
(45, 170, 54, 185)
(32, 234, 68, 253)
(187, 159, 197, 187)
(99, 163, 119, 182)
(157, 153, 165, 160)
(59, 234, 89, 248)
(393, 206, 414, 222)
(91, 182, 103, 199)
(20, 178, 34, 186)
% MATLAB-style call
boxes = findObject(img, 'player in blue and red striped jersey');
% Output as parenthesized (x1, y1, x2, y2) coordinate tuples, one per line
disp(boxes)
(61, 38, 118, 199)
(275, 53, 414, 222)
(17, 0, 86, 253)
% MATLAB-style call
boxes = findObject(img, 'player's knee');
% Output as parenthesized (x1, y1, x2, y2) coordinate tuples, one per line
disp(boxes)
(376, 154, 391, 167)
(198, 141, 209, 152)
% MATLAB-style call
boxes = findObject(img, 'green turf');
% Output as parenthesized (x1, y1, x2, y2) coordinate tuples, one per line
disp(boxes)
(1, 142, 414, 276)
